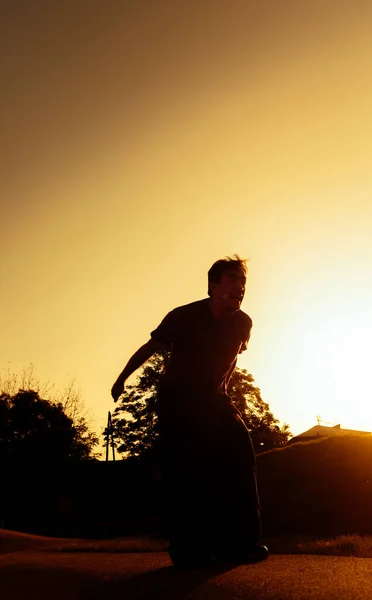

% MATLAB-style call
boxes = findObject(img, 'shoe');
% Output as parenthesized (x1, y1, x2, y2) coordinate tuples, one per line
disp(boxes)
(169, 545, 215, 569)
(234, 544, 269, 563)
(216, 543, 269, 564)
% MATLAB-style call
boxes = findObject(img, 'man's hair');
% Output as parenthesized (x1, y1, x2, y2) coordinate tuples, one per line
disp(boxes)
(207, 254, 249, 296)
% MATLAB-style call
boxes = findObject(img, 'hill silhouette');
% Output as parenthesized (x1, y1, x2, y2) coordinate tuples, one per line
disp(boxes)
(3, 434, 372, 540)
(257, 435, 372, 537)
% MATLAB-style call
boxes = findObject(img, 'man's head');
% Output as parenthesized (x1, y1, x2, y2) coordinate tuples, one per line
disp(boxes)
(208, 255, 248, 313)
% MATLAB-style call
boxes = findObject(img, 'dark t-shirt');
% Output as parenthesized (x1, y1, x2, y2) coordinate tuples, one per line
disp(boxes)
(151, 298, 252, 394)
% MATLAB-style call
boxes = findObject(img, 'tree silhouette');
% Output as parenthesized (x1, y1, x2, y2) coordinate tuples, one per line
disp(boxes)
(0, 364, 94, 430)
(109, 352, 291, 458)
(0, 365, 99, 463)
(108, 352, 167, 458)
(227, 368, 292, 452)
(0, 389, 99, 467)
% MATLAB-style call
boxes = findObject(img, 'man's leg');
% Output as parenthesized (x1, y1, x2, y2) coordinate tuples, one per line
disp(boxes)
(209, 406, 264, 559)
(158, 397, 216, 566)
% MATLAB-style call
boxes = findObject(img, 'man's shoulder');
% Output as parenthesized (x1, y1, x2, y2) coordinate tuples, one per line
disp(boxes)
(240, 309, 252, 325)
(234, 309, 253, 333)
(170, 298, 208, 316)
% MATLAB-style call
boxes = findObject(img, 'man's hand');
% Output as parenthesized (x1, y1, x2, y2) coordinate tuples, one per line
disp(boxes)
(111, 379, 125, 402)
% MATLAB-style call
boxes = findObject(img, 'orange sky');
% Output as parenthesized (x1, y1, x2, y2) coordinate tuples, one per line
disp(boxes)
(2, 0, 372, 443)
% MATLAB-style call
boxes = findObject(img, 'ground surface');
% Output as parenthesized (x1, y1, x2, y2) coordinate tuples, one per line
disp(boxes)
(2, 530, 372, 599)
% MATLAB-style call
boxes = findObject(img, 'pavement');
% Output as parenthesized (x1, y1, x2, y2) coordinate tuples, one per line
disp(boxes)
(1, 531, 372, 599)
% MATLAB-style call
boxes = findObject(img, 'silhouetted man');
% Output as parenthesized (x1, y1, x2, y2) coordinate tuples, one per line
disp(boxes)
(111, 255, 267, 566)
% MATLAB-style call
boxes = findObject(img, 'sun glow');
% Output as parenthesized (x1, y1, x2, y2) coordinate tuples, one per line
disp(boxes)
(295, 306, 372, 432)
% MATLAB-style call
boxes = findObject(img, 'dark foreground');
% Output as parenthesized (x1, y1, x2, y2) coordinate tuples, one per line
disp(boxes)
(2, 547, 372, 600)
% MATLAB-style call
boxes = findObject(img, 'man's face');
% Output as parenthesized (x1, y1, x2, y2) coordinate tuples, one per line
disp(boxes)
(210, 267, 246, 312)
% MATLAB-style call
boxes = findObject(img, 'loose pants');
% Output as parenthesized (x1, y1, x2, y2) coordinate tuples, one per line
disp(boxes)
(157, 389, 262, 555)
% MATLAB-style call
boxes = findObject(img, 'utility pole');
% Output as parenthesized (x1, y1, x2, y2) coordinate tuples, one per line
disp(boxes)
(105, 411, 116, 461)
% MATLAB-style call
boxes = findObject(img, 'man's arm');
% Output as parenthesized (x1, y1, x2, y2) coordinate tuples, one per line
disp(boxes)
(111, 338, 166, 402)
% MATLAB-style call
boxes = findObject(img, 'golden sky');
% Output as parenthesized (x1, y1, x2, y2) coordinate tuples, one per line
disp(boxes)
(2, 0, 372, 440)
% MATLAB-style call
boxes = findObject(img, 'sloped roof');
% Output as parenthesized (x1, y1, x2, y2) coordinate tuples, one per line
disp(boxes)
(288, 424, 372, 445)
